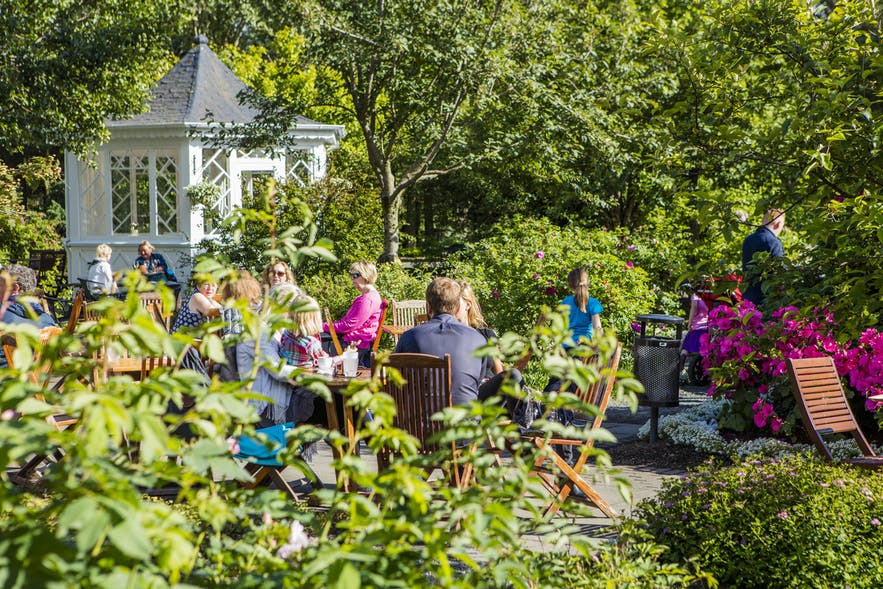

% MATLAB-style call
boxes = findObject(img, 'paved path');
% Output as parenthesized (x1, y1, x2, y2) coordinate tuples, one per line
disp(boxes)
(288, 385, 710, 543)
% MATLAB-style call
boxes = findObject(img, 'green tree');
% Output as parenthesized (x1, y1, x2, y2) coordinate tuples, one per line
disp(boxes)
(0, 0, 180, 161)
(653, 0, 883, 333)
(244, 0, 579, 262)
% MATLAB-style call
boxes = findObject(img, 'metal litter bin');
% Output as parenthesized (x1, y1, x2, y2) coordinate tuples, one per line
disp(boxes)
(633, 314, 684, 443)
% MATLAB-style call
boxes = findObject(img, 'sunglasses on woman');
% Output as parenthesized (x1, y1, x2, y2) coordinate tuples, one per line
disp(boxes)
(349, 272, 362, 279)
(272, 270, 287, 277)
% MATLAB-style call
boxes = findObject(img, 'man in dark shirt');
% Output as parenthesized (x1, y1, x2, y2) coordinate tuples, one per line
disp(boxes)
(394, 277, 489, 406)
(741, 208, 785, 305)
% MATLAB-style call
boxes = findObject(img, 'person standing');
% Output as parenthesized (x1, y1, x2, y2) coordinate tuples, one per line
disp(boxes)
(741, 208, 785, 305)
(561, 266, 603, 348)
(395, 277, 488, 407)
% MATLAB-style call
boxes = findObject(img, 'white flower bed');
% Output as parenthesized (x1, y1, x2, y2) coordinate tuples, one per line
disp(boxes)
(637, 400, 873, 461)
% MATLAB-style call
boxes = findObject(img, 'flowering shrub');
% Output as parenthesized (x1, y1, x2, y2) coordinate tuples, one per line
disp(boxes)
(701, 302, 861, 436)
(630, 457, 883, 589)
(449, 216, 655, 345)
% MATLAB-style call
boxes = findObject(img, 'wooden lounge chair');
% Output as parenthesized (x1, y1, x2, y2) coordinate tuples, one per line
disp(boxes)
(378, 352, 470, 487)
(526, 342, 622, 518)
(787, 356, 883, 468)
(384, 300, 427, 346)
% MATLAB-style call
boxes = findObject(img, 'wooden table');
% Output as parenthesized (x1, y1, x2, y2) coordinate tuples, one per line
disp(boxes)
(294, 368, 371, 489)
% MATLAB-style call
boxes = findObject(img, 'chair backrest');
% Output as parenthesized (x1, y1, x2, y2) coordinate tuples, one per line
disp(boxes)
(381, 353, 452, 455)
(787, 356, 876, 460)
(140, 292, 170, 331)
(391, 300, 427, 329)
(579, 342, 622, 433)
(141, 354, 177, 381)
(66, 289, 85, 335)
(372, 299, 390, 353)
(324, 307, 343, 355)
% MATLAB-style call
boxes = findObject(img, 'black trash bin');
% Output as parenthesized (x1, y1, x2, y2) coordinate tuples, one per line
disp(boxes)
(633, 314, 684, 443)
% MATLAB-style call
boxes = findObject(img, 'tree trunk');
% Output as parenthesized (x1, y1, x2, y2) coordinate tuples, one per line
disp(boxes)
(379, 186, 402, 264)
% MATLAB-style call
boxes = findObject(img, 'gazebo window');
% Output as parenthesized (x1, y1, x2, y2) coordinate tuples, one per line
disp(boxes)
(109, 149, 180, 235)
(286, 150, 314, 187)
(111, 151, 149, 234)
(80, 157, 108, 236)
(201, 148, 232, 234)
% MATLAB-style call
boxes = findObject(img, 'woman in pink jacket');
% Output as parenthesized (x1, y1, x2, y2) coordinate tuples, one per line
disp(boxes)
(323, 260, 382, 367)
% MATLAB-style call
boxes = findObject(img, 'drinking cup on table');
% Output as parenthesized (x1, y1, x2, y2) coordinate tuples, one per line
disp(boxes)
(342, 350, 358, 378)
(317, 356, 333, 375)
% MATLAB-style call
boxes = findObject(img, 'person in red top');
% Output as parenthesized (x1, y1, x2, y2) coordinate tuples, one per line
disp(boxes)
(322, 260, 382, 367)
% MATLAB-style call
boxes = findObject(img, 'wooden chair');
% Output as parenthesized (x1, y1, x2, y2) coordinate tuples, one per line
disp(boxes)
(236, 422, 320, 502)
(140, 292, 171, 331)
(371, 299, 390, 353)
(324, 307, 344, 355)
(378, 353, 470, 487)
(3, 327, 77, 486)
(525, 342, 622, 518)
(787, 356, 883, 468)
(387, 300, 427, 345)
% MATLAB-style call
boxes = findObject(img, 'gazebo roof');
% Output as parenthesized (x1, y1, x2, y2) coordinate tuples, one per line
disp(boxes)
(107, 35, 320, 129)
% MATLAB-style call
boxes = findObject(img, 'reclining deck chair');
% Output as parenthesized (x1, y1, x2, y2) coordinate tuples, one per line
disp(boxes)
(787, 356, 883, 468)
(379, 353, 471, 487)
(526, 342, 622, 518)
(235, 422, 320, 501)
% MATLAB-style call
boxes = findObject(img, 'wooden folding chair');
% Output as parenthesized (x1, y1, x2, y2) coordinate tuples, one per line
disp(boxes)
(236, 422, 320, 502)
(324, 307, 343, 355)
(378, 353, 470, 487)
(3, 327, 77, 486)
(525, 342, 622, 518)
(371, 299, 390, 353)
(788, 356, 883, 468)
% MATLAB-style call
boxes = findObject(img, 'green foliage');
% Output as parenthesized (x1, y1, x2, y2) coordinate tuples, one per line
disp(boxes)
(631, 456, 883, 589)
(0, 160, 63, 265)
(0, 268, 675, 586)
(0, 0, 176, 158)
(449, 217, 655, 347)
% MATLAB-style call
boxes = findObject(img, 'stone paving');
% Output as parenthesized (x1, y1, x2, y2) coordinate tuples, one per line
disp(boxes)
(289, 385, 710, 543)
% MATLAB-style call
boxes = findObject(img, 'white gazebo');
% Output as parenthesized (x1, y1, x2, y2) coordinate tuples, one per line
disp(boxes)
(64, 35, 345, 283)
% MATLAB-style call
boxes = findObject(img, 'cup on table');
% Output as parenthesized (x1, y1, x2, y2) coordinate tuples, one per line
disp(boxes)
(342, 350, 358, 378)
(317, 355, 333, 375)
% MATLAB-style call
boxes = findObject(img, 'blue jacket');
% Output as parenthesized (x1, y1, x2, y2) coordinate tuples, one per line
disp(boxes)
(394, 313, 489, 407)
(741, 225, 784, 304)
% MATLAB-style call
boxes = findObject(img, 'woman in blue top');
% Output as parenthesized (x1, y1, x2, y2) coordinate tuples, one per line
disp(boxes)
(561, 265, 603, 347)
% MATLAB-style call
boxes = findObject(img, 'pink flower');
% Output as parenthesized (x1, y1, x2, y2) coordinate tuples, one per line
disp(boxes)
(625, 261, 634, 269)
(545, 286, 556, 296)
(532, 273, 540, 279)
(631, 322, 641, 333)
(491, 289, 499, 299)
(535, 251, 544, 259)
(227, 436, 241, 455)
(770, 416, 783, 433)
(627, 245, 636, 252)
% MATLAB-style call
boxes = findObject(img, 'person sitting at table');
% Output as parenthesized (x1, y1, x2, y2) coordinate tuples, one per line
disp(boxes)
(322, 260, 382, 368)
(456, 280, 523, 409)
(277, 291, 327, 369)
(230, 273, 301, 427)
(1, 266, 56, 368)
(134, 240, 178, 283)
(85, 243, 119, 300)
(262, 260, 304, 298)
(395, 277, 489, 407)
(170, 274, 221, 334)
(1, 264, 56, 328)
